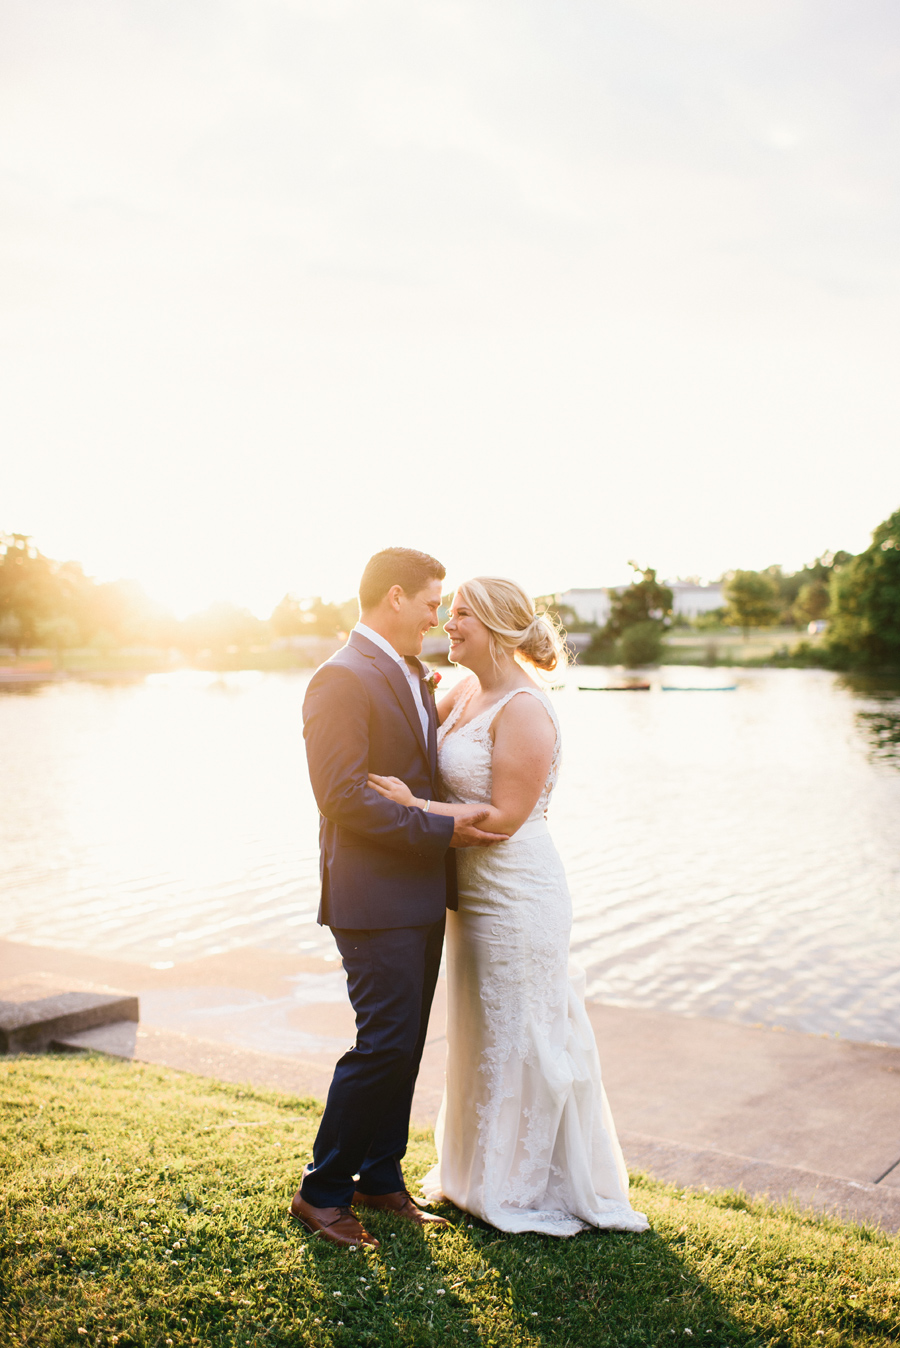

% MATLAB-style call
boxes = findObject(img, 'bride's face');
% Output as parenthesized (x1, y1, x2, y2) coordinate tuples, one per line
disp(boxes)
(444, 592, 492, 668)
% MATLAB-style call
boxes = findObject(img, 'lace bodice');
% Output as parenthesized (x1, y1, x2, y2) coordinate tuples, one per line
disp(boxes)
(437, 678, 561, 824)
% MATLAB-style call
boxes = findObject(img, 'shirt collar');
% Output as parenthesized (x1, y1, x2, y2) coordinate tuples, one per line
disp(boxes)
(354, 621, 409, 670)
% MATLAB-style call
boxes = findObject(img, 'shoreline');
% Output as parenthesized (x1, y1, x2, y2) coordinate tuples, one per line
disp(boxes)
(4, 646, 900, 684)
(4, 930, 898, 1052)
(3, 665, 900, 691)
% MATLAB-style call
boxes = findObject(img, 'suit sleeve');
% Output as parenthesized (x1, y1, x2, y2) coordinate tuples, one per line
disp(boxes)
(302, 662, 455, 857)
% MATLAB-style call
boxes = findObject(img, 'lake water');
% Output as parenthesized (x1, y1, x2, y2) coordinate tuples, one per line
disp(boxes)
(2, 666, 899, 1046)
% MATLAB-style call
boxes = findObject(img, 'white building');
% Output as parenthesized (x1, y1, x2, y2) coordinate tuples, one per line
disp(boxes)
(668, 582, 724, 619)
(555, 588, 612, 627)
(557, 582, 724, 627)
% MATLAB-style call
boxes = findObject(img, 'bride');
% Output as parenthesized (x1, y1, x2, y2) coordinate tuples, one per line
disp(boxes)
(368, 577, 648, 1237)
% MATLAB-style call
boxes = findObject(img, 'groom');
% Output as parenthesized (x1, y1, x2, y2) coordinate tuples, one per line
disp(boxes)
(290, 546, 504, 1248)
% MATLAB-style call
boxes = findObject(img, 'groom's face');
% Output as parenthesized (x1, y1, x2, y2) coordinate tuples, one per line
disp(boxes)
(396, 579, 443, 656)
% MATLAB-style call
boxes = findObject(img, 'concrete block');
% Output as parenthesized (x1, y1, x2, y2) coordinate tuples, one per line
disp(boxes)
(590, 1002, 900, 1187)
(53, 1021, 139, 1058)
(621, 1130, 900, 1234)
(0, 991, 139, 1054)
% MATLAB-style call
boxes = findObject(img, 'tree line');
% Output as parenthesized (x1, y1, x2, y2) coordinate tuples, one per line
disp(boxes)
(0, 533, 357, 660)
(2, 504, 898, 669)
(562, 504, 900, 670)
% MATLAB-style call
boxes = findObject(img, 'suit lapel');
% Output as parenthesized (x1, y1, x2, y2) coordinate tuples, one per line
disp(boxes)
(350, 631, 429, 761)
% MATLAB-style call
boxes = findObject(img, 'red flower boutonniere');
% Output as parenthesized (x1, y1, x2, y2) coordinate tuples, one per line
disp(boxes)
(423, 668, 442, 698)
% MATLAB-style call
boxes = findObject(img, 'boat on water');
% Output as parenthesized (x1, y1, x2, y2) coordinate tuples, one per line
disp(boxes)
(661, 685, 737, 692)
(578, 682, 651, 692)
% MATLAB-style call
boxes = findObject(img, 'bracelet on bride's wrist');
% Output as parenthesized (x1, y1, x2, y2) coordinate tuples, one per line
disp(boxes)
(422, 799, 431, 812)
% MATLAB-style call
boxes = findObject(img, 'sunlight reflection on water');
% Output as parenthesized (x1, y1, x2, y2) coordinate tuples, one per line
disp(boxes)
(1, 666, 898, 1045)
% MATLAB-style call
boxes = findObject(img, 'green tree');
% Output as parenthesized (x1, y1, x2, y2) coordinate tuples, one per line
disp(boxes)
(35, 615, 81, 664)
(774, 553, 852, 626)
(270, 594, 310, 638)
(827, 507, 900, 667)
(87, 579, 176, 649)
(0, 534, 58, 652)
(618, 621, 664, 667)
(724, 570, 780, 638)
(756, 565, 793, 624)
(582, 564, 672, 664)
(270, 594, 354, 638)
(606, 563, 673, 636)
(695, 607, 726, 631)
(794, 580, 830, 625)
(180, 602, 265, 657)
(0, 612, 23, 649)
(0, 535, 178, 656)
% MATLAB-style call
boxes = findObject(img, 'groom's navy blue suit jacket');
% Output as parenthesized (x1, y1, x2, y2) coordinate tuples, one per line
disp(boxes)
(302, 630, 457, 929)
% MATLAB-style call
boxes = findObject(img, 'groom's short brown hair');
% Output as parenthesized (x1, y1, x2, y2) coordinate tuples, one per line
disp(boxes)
(359, 547, 446, 611)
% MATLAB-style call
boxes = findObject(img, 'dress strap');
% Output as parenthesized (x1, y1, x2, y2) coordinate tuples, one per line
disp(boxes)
(440, 679, 559, 745)
(486, 686, 560, 739)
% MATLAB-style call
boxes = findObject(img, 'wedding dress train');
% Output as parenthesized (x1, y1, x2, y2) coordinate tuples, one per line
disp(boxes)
(421, 681, 648, 1237)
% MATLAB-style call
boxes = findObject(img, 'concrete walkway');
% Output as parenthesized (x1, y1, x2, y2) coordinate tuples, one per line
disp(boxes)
(2, 938, 899, 1234)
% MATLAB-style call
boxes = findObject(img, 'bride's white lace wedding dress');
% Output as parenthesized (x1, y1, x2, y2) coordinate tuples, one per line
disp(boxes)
(421, 679, 648, 1236)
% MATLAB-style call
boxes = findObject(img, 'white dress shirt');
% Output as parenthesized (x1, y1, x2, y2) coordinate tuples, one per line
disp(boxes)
(353, 621, 430, 743)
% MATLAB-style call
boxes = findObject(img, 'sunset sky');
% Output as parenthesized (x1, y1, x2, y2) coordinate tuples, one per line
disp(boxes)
(2, 0, 899, 615)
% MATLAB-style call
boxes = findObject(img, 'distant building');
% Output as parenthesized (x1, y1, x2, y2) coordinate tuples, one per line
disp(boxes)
(668, 582, 724, 619)
(556, 588, 612, 627)
(556, 582, 724, 627)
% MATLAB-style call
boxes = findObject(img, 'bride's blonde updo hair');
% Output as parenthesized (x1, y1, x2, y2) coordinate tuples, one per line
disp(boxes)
(455, 576, 568, 675)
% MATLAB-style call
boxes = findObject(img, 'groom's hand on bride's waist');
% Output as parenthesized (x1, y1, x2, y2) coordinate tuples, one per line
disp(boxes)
(450, 808, 509, 848)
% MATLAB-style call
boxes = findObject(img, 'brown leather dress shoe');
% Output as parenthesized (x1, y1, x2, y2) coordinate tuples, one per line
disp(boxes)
(289, 1190, 379, 1249)
(352, 1189, 450, 1228)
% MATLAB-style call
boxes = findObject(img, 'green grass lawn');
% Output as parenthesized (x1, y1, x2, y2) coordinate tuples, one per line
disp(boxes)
(1, 1056, 897, 1348)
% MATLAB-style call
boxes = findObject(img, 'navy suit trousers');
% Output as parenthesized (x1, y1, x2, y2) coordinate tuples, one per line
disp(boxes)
(300, 918, 445, 1208)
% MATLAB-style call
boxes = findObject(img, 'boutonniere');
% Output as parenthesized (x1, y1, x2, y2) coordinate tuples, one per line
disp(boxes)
(423, 668, 442, 698)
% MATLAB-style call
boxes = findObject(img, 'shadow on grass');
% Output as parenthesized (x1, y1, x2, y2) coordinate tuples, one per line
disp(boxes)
(291, 1190, 760, 1348)
(297, 1216, 484, 1348)
(9, 1060, 896, 1347)
(429, 1205, 758, 1348)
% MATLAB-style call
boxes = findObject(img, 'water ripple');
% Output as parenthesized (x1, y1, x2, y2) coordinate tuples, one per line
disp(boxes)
(1, 668, 898, 1044)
